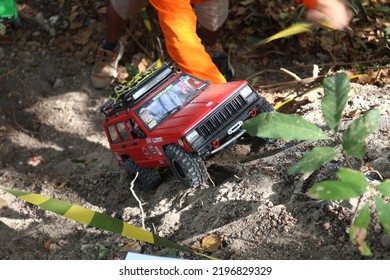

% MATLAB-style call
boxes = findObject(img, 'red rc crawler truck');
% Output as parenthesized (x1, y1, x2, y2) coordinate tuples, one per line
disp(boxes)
(100, 62, 273, 192)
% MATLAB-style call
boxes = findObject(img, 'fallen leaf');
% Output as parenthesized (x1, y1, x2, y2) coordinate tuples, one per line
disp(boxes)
(120, 241, 142, 253)
(202, 234, 222, 253)
(97, 7, 107, 14)
(0, 197, 8, 209)
(68, 10, 79, 22)
(73, 28, 93, 45)
(44, 239, 52, 252)
(70, 21, 83, 30)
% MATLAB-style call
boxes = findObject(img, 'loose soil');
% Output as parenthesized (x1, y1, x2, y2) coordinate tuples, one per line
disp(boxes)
(0, 0, 389, 260)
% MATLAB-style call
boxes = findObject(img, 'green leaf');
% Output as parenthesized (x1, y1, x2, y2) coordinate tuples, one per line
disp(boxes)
(337, 168, 368, 189)
(375, 6, 390, 13)
(321, 73, 350, 132)
(375, 197, 390, 236)
(342, 109, 380, 159)
(288, 147, 336, 175)
(308, 168, 368, 200)
(308, 181, 368, 200)
(349, 203, 372, 256)
(243, 111, 329, 140)
(377, 181, 390, 197)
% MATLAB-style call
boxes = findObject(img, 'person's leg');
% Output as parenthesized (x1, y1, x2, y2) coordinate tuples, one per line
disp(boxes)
(91, 0, 149, 88)
(104, 0, 149, 49)
(103, 1, 128, 50)
(193, 0, 228, 45)
(193, 0, 233, 80)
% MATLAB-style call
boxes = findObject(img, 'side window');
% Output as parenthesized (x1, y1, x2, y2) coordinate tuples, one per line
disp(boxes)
(107, 125, 120, 144)
(128, 118, 146, 139)
(116, 122, 130, 141)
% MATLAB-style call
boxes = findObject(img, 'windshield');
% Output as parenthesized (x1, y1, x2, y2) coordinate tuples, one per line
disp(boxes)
(136, 74, 207, 130)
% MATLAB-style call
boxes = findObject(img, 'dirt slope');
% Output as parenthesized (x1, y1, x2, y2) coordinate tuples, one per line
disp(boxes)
(0, 0, 389, 260)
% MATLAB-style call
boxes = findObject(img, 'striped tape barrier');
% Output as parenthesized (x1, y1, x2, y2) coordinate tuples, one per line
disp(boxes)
(2, 188, 216, 260)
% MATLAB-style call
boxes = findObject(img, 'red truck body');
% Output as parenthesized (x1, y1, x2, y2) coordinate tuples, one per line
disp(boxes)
(100, 63, 272, 191)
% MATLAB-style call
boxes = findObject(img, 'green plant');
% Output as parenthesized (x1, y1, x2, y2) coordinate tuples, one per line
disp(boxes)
(243, 72, 389, 256)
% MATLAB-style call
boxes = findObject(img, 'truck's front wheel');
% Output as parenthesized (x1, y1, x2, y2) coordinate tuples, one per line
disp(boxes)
(124, 158, 161, 192)
(165, 145, 208, 188)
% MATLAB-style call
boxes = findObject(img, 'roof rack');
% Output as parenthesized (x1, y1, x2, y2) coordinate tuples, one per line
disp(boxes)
(100, 62, 175, 117)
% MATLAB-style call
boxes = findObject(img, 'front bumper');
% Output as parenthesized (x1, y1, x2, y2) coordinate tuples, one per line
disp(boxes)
(193, 96, 264, 158)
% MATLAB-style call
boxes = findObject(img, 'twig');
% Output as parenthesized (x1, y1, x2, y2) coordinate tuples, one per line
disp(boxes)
(12, 103, 39, 135)
(350, 195, 364, 226)
(227, 47, 235, 78)
(207, 168, 216, 188)
(0, 66, 17, 79)
(256, 75, 325, 92)
(370, 169, 384, 181)
(280, 68, 301, 81)
(155, 36, 165, 62)
(282, 58, 390, 71)
(126, 29, 151, 57)
(129, 172, 146, 229)
(312, 64, 320, 78)
(245, 70, 279, 83)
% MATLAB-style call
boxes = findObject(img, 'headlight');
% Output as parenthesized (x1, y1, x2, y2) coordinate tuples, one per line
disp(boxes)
(240, 85, 253, 99)
(185, 130, 200, 144)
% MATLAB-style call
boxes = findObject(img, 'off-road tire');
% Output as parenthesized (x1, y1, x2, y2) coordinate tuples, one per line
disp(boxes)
(165, 144, 208, 188)
(124, 158, 161, 192)
(258, 96, 274, 113)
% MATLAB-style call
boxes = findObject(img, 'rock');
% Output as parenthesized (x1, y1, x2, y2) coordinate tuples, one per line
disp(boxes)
(372, 157, 390, 179)
(53, 78, 64, 89)
(49, 15, 60, 26)
(380, 234, 390, 249)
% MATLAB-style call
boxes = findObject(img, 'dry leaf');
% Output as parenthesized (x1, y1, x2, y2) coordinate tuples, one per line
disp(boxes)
(240, 0, 255, 6)
(68, 10, 79, 22)
(59, 0, 65, 9)
(97, 7, 107, 14)
(235, 7, 248, 16)
(70, 21, 83, 30)
(73, 28, 93, 45)
(44, 239, 52, 252)
(0, 197, 8, 209)
(120, 241, 142, 253)
(202, 234, 222, 253)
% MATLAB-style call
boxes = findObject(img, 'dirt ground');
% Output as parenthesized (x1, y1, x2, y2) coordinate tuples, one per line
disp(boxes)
(0, 0, 389, 260)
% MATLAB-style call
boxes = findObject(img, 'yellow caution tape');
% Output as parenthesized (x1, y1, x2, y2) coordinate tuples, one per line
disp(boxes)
(2, 188, 217, 260)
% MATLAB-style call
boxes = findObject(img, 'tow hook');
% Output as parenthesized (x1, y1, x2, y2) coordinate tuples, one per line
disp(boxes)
(212, 139, 220, 149)
(250, 108, 257, 117)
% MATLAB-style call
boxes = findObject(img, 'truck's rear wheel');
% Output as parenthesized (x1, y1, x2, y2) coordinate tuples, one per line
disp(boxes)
(124, 158, 161, 192)
(165, 145, 208, 188)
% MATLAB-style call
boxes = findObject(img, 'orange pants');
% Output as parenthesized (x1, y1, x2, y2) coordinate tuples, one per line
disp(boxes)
(150, 0, 226, 84)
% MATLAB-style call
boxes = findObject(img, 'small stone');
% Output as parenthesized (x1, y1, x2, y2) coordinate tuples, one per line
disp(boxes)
(53, 78, 64, 89)
(372, 157, 390, 178)
(49, 15, 60, 26)
(374, 224, 382, 233)
(380, 234, 390, 249)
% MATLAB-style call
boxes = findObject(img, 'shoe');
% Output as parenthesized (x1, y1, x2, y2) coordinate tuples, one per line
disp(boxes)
(90, 41, 124, 88)
(205, 42, 235, 81)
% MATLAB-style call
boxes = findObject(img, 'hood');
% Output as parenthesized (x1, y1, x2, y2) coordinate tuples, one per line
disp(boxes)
(151, 80, 247, 135)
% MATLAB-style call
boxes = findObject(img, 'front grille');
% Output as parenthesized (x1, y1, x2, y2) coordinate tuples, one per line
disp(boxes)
(197, 94, 246, 138)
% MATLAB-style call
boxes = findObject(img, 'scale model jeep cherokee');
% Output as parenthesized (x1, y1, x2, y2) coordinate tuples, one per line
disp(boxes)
(100, 62, 273, 192)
